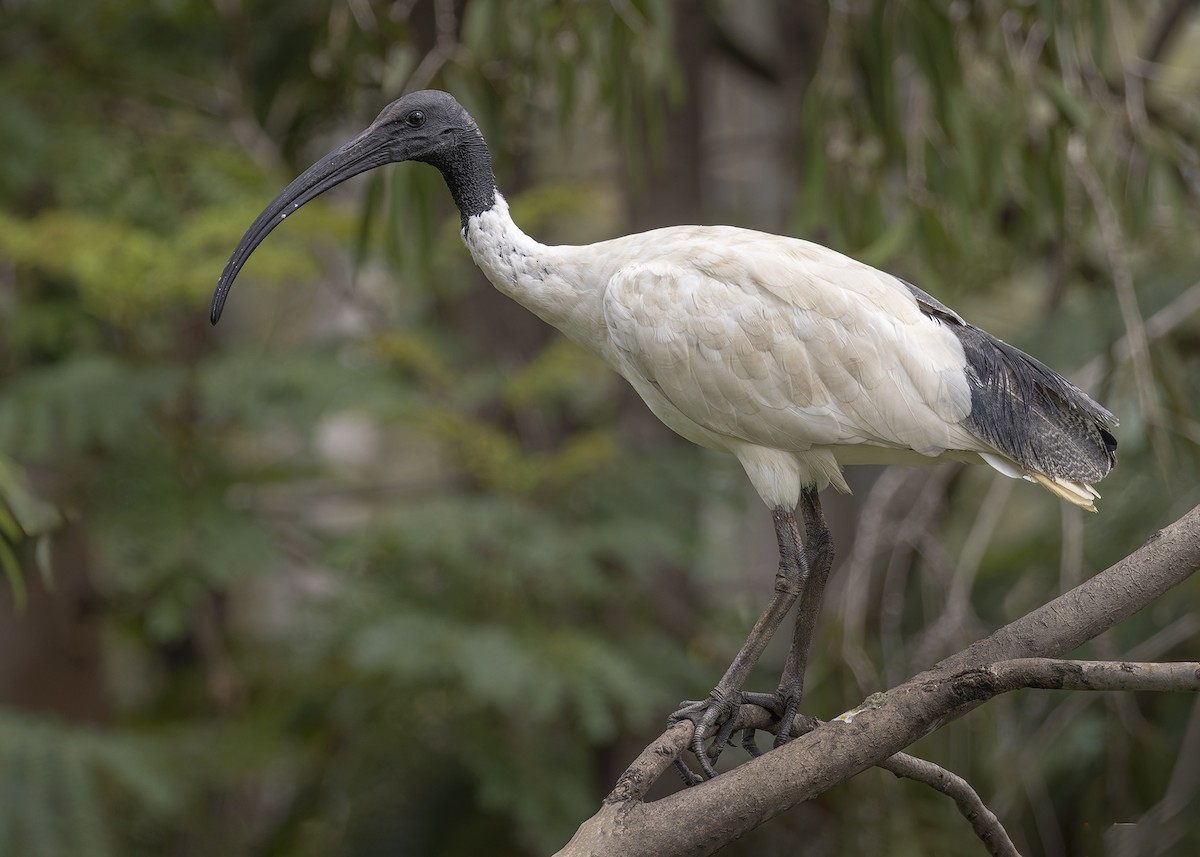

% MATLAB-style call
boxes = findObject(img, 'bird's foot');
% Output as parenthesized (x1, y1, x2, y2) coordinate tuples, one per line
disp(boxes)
(669, 689, 741, 780)
(669, 688, 800, 780)
(737, 689, 800, 756)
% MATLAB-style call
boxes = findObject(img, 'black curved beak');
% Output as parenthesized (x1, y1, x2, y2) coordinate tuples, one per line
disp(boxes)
(210, 126, 395, 325)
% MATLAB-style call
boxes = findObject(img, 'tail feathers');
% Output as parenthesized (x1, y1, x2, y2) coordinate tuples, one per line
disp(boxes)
(901, 278, 1118, 488)
(980, 452, 1100, 512)
(1030, 471, 1100, 512)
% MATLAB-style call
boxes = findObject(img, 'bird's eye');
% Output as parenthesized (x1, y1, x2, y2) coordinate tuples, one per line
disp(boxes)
(404, 110, 426, 128)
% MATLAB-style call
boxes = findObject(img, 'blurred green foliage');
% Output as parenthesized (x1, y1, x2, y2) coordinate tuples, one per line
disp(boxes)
(1, 1, 1198, 856)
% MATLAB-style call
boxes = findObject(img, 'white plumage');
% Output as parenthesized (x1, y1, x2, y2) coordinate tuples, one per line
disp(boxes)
(465, 194, 1097, 510)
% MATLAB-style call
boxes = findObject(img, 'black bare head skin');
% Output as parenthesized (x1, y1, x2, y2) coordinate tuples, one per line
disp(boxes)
(210, 90, 495, 325)
(372, 90, 486, 169)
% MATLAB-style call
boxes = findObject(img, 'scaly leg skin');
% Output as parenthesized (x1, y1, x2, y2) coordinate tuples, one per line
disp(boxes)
(739, 487, 835, 753)
(670, 507, 809, 780)
(770, 489, 835, 748)
(722, 490, 836, 763)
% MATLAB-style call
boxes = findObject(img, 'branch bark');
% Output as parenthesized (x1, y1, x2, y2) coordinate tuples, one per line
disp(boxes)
(556, 503, 1200, 857)
(985, 658, 1200, 694)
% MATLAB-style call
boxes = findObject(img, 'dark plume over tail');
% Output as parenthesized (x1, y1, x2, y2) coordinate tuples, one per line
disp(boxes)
(901, 279, 1117, 509)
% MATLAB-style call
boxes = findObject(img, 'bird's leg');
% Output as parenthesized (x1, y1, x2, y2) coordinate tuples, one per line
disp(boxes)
(671, 507, 809, 778)
(772, 488, 834, 748)
(738, 490, 834, 757)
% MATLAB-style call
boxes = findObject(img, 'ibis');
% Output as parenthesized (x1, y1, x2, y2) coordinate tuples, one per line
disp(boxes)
(212, 90, 1118, 779)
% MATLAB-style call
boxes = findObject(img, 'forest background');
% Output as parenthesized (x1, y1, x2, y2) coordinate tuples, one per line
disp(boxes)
(2, 1, 1199, 855)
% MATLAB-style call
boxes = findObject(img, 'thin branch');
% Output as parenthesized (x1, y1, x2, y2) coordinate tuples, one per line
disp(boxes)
(1066, 135, 1157, 422)
(880, 753, 1021, 857)
(839, 468, 916, 689)
(403, 0, 459, 93)
(758, 706, 1021, 857)
(1143, 0, 1200, 66)
(986, 659, 1200, 694)
(1134, 695, 1200, 853)
(783, 709, 1020, 857)
(708, 14, 781, 86)
(1075, 277, 1200, 389)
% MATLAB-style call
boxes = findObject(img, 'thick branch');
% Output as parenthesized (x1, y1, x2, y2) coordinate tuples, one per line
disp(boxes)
(557, 504, 1200, 857)
(609, 705, 1021, 855)
(592, 657, 1199, 856)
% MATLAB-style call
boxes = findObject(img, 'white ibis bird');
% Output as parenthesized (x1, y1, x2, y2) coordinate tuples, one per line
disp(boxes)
(212, 90, 1117, 779)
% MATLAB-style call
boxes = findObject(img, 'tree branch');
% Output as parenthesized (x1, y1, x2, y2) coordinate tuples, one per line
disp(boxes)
(557, 503, 1200, 857)
(987, 658, 1200, 694)
(880, 753, 1020, 857)
(1143, 0, 1199, 66)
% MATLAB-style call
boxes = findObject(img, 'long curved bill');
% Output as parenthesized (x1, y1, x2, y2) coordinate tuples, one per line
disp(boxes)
(210, 127, 393, 325)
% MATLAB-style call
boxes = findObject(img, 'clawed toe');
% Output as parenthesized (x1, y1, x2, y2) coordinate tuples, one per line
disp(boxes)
(738, 689, 801, 749)
(670, 688, 802, 780)
(669, 690, 738, 779)
(772, 691, 800, 748)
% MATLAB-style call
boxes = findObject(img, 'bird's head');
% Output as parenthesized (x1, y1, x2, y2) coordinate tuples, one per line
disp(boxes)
(210, 90, 488, 325)
(367, 89, 482, 166)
